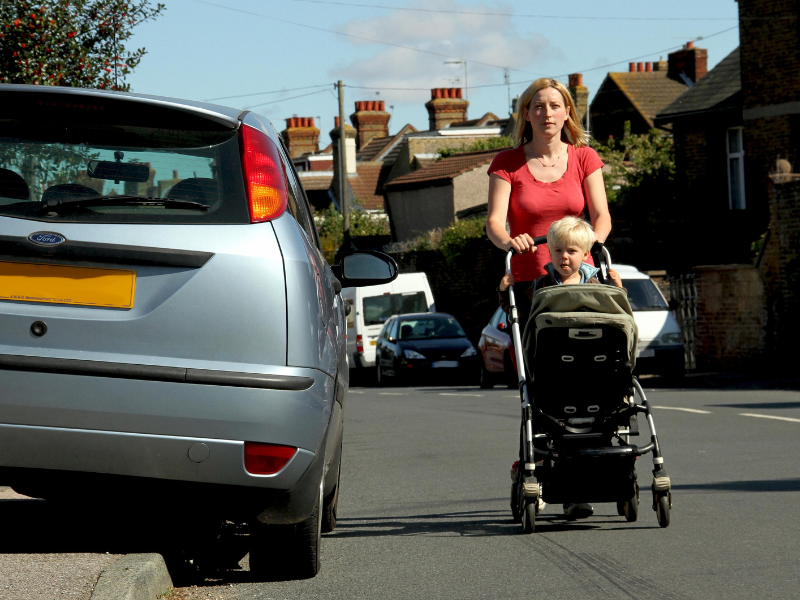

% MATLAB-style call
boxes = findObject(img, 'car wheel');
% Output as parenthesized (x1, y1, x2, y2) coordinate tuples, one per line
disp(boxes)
(479, 359, 495, 389)
(376, 362, 384, 386)
(249, 479, 323, 580)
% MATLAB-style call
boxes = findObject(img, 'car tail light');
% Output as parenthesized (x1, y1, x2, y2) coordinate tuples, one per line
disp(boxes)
(244, 442, 297, 475)
(356, 334, 364, 353)
(240, 124, 288, 223)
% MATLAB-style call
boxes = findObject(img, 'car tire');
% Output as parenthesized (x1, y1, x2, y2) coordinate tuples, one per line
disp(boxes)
(376, 362, 384, 386)
(479, 359, 495, 389)
(249, 479, 323, 580)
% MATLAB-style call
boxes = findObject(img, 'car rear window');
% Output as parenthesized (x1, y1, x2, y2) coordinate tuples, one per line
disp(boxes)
(362, 292, 428, 326)
(398, 317, 466, 340)
(0, 93, 249, 224)
(622, 279, 669, 311)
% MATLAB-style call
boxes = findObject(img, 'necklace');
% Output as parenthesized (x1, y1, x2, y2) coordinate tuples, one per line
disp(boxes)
(527, 143, 563, 168)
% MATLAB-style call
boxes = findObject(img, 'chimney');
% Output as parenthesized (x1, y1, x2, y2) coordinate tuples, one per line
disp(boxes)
(667, 42, 708, 84)
(330, 116, 357, 176)
(350, 100, 391, 150)
(653, 56, 668, 72)
(567, 73, 588, 126)
(425, 87, 469, 131)
(280, 117, 320, 159)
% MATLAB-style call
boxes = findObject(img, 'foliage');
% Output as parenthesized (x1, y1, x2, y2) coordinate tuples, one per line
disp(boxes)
(391, 217, 487, 260)
(0, 0, 165, 90)
(437, 136, 513, 159)
(595, 121, 675, 204)
(316, 203, 391, 263)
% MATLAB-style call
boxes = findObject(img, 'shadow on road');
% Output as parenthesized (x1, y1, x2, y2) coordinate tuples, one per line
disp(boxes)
(672, 478, 800, 493)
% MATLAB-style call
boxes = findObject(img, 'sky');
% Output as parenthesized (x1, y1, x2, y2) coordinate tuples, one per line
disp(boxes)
(126, 0, 742, 148)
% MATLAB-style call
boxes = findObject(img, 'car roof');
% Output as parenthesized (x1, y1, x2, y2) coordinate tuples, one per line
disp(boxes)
(612, 264, 651, 280)
(395, 312, 456, 321)
(0, 83, 243, 128)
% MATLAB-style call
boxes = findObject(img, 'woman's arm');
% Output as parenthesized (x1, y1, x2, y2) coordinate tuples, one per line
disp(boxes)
(583, 169, 611, 243)
(487, 174, 535, 253)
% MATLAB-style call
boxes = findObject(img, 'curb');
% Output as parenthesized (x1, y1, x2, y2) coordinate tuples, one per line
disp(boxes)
(91, 553, 173, 600)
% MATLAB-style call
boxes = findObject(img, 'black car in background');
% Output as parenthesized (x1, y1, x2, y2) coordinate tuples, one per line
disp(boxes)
(375, 313, 479, 385)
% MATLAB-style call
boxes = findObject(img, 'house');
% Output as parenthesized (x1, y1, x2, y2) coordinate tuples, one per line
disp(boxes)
(383, 149, 500, 241)
(590, 43, 706, 141)
(653, 47, 755, 266)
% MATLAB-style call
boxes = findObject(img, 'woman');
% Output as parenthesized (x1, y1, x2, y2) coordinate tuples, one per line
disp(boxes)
(487, 78, 611, 521)
(487, 77, 611, 326)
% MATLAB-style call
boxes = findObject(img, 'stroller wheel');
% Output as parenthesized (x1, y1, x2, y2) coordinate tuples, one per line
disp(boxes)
(655, 492, 671, 528)
(521, 498, 536, 534)
(510, 483, 522, 523)
(621, 482, 639, 522)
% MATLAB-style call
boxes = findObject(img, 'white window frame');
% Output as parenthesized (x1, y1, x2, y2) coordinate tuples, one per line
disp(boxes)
(726, 127, 746, 210)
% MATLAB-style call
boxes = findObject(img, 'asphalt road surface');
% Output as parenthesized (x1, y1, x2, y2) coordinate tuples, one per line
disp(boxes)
(170, 378, 800, 600)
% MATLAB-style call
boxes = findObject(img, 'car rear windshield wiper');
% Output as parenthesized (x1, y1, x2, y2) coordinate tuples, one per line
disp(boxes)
(39, 194, 209, 214)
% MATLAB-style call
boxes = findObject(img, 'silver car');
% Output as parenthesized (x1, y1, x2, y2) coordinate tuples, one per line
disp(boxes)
(0, 84, 396, 579)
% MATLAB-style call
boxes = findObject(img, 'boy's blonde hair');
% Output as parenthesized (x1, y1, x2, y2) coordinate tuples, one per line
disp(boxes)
(547, 216, 595, 253)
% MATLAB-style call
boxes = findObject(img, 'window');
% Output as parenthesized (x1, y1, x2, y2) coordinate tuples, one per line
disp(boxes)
(727, 127, 746, 210)
(397, 317, 466, 340)
(361, 292, 429, 326)
(620, 279, 669, 311)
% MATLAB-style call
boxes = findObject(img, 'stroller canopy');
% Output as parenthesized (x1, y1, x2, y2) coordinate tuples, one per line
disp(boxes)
(522, 284, 639, 372)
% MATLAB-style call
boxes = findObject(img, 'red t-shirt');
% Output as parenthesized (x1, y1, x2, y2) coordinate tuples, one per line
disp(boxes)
(488, 144, 604, 281)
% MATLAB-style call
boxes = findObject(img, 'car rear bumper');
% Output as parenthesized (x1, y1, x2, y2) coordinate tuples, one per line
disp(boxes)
(352, 352, 375, 368)
(635, 346, 685, 374)
(0, 364, 334, 488)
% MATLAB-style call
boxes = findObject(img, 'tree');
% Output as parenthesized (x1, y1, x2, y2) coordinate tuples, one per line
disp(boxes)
(0, 0, 165, 90)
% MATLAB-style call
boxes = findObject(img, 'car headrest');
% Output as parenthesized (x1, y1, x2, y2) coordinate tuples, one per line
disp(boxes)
(41, 183, 99, 204)
(166, 178, 217, 204)
(0, 168, 30, 200)
(400, 324, 413, 338)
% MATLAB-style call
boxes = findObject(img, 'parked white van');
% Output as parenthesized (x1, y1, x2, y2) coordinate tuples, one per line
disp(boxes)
(343, 272, 435, 369)
(615, 264, 685, 375)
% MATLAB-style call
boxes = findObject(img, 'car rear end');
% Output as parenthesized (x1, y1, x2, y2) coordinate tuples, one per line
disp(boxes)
(0, 85, 340, 526)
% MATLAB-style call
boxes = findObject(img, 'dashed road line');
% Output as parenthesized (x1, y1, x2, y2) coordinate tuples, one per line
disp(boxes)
(439, 393, 484, 397)
(380, 392, 406, 396)
(739, 412, 800, 423)
(650, 406, 711, 414)
(349, 390, 364, 394)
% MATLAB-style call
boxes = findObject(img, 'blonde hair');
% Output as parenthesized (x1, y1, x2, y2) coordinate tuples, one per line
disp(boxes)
(512, 78, 589, 148)
(547, 216, 595, 253)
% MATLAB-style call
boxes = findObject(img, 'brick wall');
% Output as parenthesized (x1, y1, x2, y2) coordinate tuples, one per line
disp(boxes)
(387, 238, 507, 338)
(693, 265, 767, 370)
(760, 179, 800, 359)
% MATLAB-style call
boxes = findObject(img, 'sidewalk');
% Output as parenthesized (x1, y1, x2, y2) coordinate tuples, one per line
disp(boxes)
(0, 487, 121, 600)
(640, 369, 800, 391)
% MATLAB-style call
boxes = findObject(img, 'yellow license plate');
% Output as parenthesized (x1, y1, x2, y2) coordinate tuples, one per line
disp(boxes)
(370, 340, 377, 346)
(0, 260, 136, 309)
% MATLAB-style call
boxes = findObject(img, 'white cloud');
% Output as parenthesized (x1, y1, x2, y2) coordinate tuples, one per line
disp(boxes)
(329, 0, 560, 104)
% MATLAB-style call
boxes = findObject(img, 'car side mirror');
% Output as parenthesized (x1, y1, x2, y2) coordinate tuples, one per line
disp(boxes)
(332, 251, 398, 288)
(668, 298, 679, 311)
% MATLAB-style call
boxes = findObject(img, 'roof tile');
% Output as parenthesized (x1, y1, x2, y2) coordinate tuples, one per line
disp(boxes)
(608, 71, 688, 127)
(385, 148, 504, 188)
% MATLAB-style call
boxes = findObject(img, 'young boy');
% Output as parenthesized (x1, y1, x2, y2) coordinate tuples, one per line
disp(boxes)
(499, 216, 622, 309)
(502, 216, 622, 520)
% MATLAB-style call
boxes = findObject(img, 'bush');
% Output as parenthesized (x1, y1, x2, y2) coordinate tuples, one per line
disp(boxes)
(438, 136, 513, 159)
(316, 203, 391, 263)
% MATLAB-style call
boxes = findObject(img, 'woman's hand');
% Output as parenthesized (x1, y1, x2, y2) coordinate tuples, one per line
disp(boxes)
(608, 268, 622, 288)
(499, 273, 515, 292)
(505, 233, 537, 254)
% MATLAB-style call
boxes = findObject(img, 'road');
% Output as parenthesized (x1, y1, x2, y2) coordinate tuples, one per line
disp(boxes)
(170, 379, 800, 600)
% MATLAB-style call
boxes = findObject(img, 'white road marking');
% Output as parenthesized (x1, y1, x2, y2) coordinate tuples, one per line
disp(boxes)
(650, 406, 711, 414)
(440, 393, 484, 397)
(380, 392, 406, 396)
(349, 390, 364, 394)
(739, 413, 800, 424)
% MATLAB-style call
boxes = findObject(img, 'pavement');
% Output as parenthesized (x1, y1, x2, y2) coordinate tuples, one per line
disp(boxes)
(0, 371, 800, 600)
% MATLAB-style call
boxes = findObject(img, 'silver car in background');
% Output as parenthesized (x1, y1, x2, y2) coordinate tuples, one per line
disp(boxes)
(0, 84, 396, 579)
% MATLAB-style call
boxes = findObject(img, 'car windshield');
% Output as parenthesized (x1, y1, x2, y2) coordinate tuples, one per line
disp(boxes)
(0, 96, 248, 224)
(398, 317, 466, 340)
(362, 292, 428, 326)
(622, 279, 669, 311)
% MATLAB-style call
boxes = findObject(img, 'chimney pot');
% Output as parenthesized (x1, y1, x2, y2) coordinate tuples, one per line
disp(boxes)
(309, 117, 315, 127)
(456, 88, 463, 99)
(379, 100, 385, 111)
(369, 100, 376, 110)
(629, 62, 636, 72)
(686, 41, 694, 49)
(646, 62, 653, 72)
(637, 62, 645, 72)
(335, 116, 340, 127)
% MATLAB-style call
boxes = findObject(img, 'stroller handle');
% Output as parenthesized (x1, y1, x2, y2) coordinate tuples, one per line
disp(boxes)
(505, 236, 547, 272)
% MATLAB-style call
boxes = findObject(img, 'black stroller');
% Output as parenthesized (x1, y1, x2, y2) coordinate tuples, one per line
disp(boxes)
(506, 241, 672, 533)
